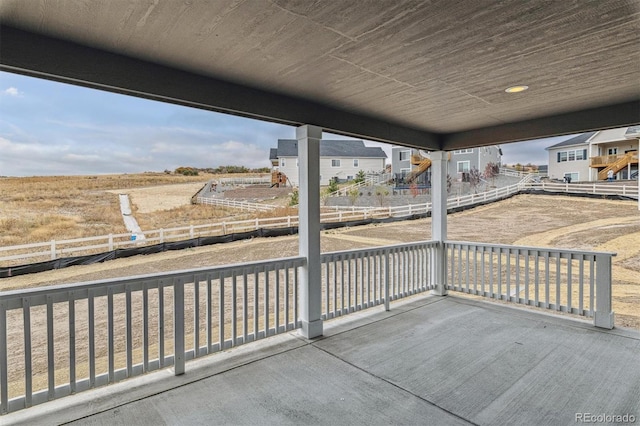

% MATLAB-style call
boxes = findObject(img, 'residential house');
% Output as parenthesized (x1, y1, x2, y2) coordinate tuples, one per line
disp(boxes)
(270, 139, 387, 186)
(391, 146, 502, 184)
(546, 127, 639, 182)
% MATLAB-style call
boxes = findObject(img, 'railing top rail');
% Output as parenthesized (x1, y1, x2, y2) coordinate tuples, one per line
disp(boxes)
(0, 255, 307, 301)
(445, 240, 617, 257)
(321, 239, 439, 259)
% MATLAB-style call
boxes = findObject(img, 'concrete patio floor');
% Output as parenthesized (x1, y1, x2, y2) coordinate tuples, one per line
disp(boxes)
(5, 295, 640, 426)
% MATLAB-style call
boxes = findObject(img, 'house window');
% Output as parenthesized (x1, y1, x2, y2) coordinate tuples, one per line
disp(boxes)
(400, 168, 411, 177)
(564, 172, 579, 182)
(608, 148, 618, 155)
(353, 159, 359, 167)
(280, 158, 286, 167)
(399, 150, 411, 161)
(457, 161, 470, 173)
(454, 149, 473, 154)
(331, 159, 341, 167)
(557, 149, 587, 162)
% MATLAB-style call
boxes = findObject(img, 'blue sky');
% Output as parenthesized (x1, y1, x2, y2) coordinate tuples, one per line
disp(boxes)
(0, 71, 568, 177)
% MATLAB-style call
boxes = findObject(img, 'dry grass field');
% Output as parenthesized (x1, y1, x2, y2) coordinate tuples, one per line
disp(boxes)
(0, 172, 264, 246)
(1, 176, 639, 401)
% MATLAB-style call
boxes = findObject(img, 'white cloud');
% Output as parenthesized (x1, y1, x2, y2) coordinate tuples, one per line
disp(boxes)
(3, 87, 21, 97)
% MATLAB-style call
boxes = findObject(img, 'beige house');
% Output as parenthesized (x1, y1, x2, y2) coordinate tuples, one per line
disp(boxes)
(546, 127, 639, 182)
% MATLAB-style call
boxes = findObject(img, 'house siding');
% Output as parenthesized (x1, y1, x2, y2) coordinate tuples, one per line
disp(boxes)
(391, 146, 501, 180)
(280, 157, 385, 186)
(547, 145, 590, 181)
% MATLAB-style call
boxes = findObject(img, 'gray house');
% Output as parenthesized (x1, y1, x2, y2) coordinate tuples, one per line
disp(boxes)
(271, 139, 387, 186)
(391, 146, 502, 184)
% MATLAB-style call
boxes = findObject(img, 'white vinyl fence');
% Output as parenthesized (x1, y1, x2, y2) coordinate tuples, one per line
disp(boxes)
(1, 177, 636, 267)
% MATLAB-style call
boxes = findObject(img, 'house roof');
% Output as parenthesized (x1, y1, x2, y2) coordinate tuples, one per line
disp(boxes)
(545, 132, 596, 150)
(1, 1, 638, 151)
(269, 148, 278, 161)
(274, 140, 387, 159)
(626, 126, 640, 138)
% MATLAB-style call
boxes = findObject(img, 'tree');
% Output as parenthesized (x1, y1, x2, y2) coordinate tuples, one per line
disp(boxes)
(468, 167, 482, 193)
(347, 187, 360, 206)
(354, 170, 366, 184)
(327, 177, 339, 194)
(483, 162, 500, 187)
(288, 189, 299, 206)
(374, 185, 389, 207)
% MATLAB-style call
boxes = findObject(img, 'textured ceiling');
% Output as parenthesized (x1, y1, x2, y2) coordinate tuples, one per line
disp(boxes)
(0, 0, 638, 149)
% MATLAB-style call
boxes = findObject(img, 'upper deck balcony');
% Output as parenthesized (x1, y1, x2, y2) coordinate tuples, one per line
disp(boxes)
(590, 151, 639, 168)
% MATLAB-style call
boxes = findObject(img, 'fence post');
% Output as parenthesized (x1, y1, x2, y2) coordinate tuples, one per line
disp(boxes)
(174, 278, 185, 375)
(160, 229, 164, 243)
(623, 185, 626, 196)
(189, 225, 194, 238)
(108, 234, 113, 251)
(594, 254, 615, 329)
(50, 240, 56, 260)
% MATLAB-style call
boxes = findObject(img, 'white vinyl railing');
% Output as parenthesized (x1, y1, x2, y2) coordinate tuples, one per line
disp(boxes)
(215, 177, 272, 185)
(0, 256, 305, 414)
(1, 176, 635, 268)
(320, 241, 438, 319)
(0, 239, 616, 414)
(445, 241, 615, 327)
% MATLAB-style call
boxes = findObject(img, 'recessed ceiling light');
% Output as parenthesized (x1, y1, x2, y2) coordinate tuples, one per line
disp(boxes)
(505, 85, 529, 93)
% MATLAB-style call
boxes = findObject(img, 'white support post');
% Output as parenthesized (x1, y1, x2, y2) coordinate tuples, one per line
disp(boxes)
(594, 254, 614, 329)
(298, 125, 323, 339)
(637, 139, 639, 211)
(431, 151, 448, 296)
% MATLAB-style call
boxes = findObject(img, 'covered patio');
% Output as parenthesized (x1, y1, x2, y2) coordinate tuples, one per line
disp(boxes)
(1, 0, 639, 422)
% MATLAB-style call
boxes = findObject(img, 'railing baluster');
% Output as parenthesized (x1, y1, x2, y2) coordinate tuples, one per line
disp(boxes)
(232, 272, 237, 345)
(88, 290, 95, 387)
(524, 251, 530, 305)
(579, 256, 585, 314)
(243, 270, 248, 340)
(107, 288, 114, 383)
(284, 264, 290, 329)
(544, 252, 550, 309)
(324, 261, 330, 317)
(534, 252, 539, 307)
(218, 274, 225, 347)
(174, 278, 185, 375)
(515, 249, 520, 302)
(489, 247, 494, 298)
(567, 255, 573, 312)
(589, 257, 595, 316)
(47, 295, 55, 398)
(264, 269, 269, 336)
(465, 245, 470, 292)
(294, 265, 299, 327)
(473, 247, 477, 293)
(506, 249, 511, 299)
(556, 254, 561, 311)
(22, 298, 32, 407)
(253, 271, 259, 338)
(125, 286, 132, 377)
(497, 249, 502, 298)
(69, 291, 76, 392)
(143, 284, 149, 370)
(0, 300, 8, 414)
(194, 276, 200, 355)
(480, 247, 485, 296)
(274, 267, 279, 332)
(384, 250, 390, 311)
(158, 281, 165, 367)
